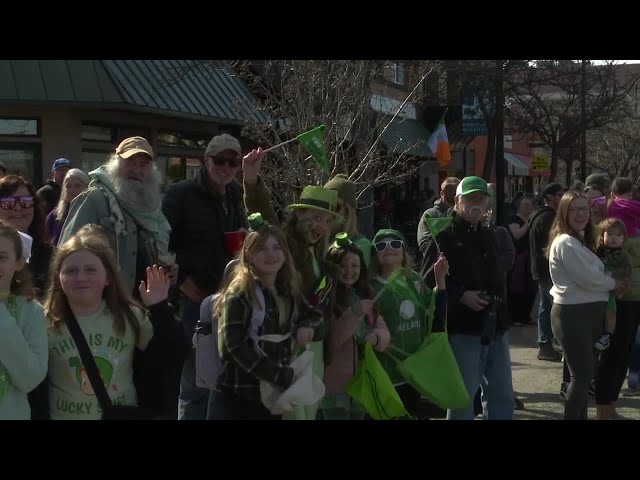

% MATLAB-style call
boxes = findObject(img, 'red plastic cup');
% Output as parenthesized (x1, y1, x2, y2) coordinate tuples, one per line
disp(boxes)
(224, 230, 246, 256)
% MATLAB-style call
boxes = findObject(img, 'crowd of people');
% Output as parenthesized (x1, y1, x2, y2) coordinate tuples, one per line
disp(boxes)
(1, 131, 637, 421)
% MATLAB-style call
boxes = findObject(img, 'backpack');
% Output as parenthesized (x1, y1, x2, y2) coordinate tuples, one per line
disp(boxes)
(193, 286, 271, 389)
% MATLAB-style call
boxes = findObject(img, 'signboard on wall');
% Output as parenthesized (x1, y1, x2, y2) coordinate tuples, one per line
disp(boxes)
(531, 153, 550, 173)
(461, 85, 489, 136)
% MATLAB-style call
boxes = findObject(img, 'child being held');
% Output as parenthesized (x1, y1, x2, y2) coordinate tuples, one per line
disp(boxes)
(595, 218, 633, 351)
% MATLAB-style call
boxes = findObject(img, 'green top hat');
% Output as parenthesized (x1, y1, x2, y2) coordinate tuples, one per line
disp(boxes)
(333, 232, 352, 249)
(248, 212, 266, 231)
(286, 185, 344, 224)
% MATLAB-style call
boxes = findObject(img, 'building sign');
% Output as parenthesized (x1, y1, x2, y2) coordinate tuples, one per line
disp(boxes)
(531, 153, 550, 173)
(461, 86, 488, 136)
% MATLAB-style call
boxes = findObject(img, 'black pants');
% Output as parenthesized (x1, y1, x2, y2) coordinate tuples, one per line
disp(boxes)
(211, 389, 282, 420)
(595, 300, 640, 405)
(551, 302, 604, 420)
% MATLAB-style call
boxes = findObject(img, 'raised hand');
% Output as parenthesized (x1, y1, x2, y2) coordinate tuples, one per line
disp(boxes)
(434, 253, 449, 290)
(242, 147, 265, 185)
(138, 265, 170, 307)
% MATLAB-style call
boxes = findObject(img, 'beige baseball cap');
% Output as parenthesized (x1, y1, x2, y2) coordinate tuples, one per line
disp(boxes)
(115, 136, 154, 159)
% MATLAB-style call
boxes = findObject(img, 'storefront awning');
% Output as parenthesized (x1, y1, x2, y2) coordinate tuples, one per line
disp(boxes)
(504, 152, 529, 176)
(379, 116, 433, 158)
(0, 60, 268, 125)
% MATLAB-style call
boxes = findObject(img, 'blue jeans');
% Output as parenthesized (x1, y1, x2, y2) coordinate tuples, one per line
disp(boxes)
(177, 299, 211, 420)
(447, 334, 514, 420)
(537, 278, 554, 347)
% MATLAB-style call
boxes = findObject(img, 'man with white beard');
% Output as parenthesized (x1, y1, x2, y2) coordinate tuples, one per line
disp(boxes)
(59, 136, 175, 295)
(58, 137, 186, 419)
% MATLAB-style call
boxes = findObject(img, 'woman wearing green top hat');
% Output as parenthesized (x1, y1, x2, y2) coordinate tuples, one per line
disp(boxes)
(242, 148, 343, 420)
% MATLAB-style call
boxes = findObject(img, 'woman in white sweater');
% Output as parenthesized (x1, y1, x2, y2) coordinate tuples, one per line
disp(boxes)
(547, 191, 622, 420)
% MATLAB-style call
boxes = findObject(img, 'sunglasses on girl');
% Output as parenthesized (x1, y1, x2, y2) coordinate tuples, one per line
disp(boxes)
(0, 195, 34, 210)
(374, 240, 404, 252)
(211, 156, 240, 168)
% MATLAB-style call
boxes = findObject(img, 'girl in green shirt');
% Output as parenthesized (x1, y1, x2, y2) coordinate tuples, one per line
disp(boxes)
(370, 228, 448, 418)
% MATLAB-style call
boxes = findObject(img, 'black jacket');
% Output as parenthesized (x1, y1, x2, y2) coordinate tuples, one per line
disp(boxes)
(423, 213, 507, 336)
(162, 168, 248, 294)
(528, 206, 556, 281)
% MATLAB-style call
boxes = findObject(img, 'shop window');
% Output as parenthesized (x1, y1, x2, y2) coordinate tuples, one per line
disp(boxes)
(0, 145, 40, 182)
(0, 118, 39, 137)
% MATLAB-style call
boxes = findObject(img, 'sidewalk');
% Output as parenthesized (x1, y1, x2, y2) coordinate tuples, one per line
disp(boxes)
(509, 323, 640, 420)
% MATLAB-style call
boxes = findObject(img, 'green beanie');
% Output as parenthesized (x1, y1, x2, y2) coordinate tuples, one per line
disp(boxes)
(324, 174, 356, 209)
(373, 228, 407, 246)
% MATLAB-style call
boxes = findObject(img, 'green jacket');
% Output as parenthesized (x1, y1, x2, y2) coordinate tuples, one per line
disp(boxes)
(59, 187, 140, 295)
(244, 176, 336, 303)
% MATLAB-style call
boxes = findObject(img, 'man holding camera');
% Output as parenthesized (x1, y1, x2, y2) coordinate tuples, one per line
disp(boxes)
(423, 176, 514, 420)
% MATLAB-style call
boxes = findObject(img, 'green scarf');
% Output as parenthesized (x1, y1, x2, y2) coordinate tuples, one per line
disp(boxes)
(89, 166, 173, 266)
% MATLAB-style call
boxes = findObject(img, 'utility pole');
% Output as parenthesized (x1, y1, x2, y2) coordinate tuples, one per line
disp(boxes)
(495, 60, 505, 225)
(580, 59, 587, 181)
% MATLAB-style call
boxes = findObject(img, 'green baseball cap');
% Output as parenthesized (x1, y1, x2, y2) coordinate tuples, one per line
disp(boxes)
(456, 176, 492, 197)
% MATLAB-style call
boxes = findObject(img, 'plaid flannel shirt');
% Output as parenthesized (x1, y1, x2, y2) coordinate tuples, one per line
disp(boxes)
(216, 285, 324, 403)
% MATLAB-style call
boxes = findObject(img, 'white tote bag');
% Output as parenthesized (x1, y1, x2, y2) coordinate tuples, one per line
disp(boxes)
(259, 342, 325, 415)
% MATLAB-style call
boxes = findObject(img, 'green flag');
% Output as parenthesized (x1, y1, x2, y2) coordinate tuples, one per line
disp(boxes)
(297, 125, 329, 174)
(424, 216, 453, 239)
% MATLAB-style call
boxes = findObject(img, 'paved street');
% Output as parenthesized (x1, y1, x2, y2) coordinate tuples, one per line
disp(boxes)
(509, 323, 640, 420)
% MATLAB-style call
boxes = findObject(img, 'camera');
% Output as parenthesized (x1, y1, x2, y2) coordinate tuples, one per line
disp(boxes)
(478, 293, 502, 346)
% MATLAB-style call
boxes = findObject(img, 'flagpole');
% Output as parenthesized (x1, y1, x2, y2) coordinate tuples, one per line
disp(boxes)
(263, 137, 298, 153)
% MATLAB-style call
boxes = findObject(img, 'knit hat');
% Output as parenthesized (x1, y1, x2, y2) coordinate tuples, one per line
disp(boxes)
(372, 228, 407, 246)
(541, 182, 564, 198)
(585, 173, 611, 194)
(286, 186, 344, 224)
(324, 174, 356, 209)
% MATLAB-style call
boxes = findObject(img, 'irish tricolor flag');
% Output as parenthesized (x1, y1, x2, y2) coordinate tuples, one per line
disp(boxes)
(428, 114, 452, 168)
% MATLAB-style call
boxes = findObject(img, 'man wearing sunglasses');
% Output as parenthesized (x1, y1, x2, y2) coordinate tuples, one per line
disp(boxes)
(163, 133, 248, 420)
(423, 176, 514, 420)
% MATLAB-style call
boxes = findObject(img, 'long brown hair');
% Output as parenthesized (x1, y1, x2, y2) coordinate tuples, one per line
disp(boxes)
(326, 243, 377, 316)
(214, 223, 301, 318)
(0, 219, 35, 299)
(546, 190, 596, 259)
(43, 224, 141, 341)
(325, 240, 372, 305)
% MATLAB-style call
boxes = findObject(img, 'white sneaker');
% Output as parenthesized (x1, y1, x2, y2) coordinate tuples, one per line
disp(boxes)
(594, 333, 611, 351)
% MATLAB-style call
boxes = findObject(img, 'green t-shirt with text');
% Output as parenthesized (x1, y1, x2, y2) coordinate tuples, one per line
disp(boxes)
(47, 302, 153, 420)
(371, 270, 435, 385)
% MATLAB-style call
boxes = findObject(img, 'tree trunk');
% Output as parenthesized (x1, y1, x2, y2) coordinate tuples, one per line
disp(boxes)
(565, 158, 573, 187)
(549, 144, 559, 182)
(483, 121, 497, 179)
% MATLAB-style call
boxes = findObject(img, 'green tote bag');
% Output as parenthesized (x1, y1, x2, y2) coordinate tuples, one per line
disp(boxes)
(386, 331, 470, 410)
(346, 343, 410, 420)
